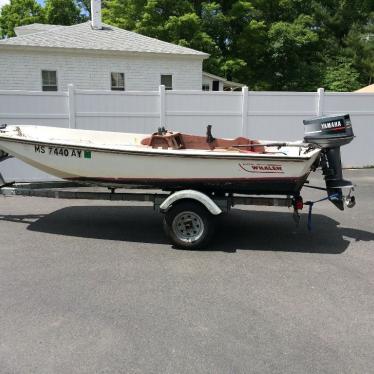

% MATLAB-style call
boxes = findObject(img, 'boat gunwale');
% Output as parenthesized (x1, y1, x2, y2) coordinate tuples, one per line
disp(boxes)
(67, 174, 310, 183)
(0, 135, 320, 162)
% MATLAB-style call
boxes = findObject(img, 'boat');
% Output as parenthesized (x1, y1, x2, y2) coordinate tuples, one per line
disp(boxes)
(0, 114, 357, 249)
(0, 114, 354, 202)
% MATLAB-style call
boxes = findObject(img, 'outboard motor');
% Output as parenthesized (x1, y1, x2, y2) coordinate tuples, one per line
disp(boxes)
(303, 114, 355, 210)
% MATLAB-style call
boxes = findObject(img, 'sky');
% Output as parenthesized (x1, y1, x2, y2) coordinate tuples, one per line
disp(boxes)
(0, 0, 88, 17)
(0, 0, 45, 8)
(0, 0, 9, 8)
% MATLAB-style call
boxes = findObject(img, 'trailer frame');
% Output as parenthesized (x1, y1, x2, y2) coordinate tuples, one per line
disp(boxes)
(0, 174, 295, 249)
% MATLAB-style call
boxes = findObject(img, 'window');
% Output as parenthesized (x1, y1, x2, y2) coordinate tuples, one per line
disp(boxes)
(42, 70, 57, 91)
(202, 83, 210, 91)
(111, 72, 125, 91)
(212, 80, 220, 91)
(161, 74, 173, 90)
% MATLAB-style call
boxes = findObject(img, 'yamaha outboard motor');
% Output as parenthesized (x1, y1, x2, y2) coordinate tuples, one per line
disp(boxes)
(303, 114, 355, 210)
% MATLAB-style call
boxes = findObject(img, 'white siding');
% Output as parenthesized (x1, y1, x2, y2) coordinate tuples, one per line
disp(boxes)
(0, 49, 203, 91)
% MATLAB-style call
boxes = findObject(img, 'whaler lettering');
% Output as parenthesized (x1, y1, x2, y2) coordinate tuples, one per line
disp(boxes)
(34, 145, 83, 158)
(251, 165, 282, 171)
(239, 163, 284, 174)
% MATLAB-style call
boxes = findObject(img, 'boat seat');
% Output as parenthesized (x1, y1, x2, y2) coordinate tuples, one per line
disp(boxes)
(141, 132, 265, 152)
(181, 134, 265, 152)
(143, 132, 185, 149)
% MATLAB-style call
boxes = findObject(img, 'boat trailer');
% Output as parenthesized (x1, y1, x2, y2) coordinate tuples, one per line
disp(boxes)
(1, 172, 355, 249)
(1, 112, 357, 249)
(1, 165, 304, 249)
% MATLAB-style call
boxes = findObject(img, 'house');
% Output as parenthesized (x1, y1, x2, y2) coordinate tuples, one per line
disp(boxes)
(355, 84, 374, 93)
(202, 71, 244, 91)
(0, 1, 210, 92)
(0, 1, 244, 92)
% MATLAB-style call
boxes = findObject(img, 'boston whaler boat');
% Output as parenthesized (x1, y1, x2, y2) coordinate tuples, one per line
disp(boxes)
(0, 114, 356, 248)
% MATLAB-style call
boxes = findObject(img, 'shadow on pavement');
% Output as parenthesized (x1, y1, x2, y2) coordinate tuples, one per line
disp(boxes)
(1, 205, 373, 253)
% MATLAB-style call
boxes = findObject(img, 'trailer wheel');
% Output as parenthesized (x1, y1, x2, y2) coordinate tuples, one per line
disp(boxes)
(163, 201, 215, 249)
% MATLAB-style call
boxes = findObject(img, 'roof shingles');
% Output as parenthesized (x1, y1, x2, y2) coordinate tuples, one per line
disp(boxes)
(0, 21, 208, 57)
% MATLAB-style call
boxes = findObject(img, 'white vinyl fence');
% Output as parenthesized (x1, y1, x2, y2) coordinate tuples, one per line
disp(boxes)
(0, 85, 373, 180)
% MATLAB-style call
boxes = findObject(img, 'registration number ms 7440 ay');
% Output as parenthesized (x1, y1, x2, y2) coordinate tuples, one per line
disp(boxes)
(34, 145, 91, 159)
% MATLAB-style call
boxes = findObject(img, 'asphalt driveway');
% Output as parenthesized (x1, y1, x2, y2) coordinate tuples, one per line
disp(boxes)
(0, 169, 373, 374)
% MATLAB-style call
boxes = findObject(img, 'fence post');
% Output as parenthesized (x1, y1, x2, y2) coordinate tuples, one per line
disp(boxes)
(68, 83, 76, 128)
(159, 84, 166, 127)
(241, 86, 249, 136)
(317, 87, 324, 116)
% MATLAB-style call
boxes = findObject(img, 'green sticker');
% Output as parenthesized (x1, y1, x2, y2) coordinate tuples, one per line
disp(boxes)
(84, 150, 92, 159)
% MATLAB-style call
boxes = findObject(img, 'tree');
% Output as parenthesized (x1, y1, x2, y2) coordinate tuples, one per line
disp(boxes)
(1, 0, 374, 90)
(197, 1, 251, 81)
(312, 0, 373, 46)
(135, 0, 193, 40)
(102, 0, 146, 30)
(267, 15, 320, 90)
(165, 12, 217, 54)
(343, 13, 374, 86)
(323, 57, 361, 91)
(102, 0, 220, 71)
(44, 0, 82, 25)
(0, 0, 44, 38)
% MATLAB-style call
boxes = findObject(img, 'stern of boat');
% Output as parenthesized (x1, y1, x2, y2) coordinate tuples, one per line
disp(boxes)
(304, 114, 356, 210)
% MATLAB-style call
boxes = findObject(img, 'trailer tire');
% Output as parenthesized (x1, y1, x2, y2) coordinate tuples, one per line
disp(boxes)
(163, 201, 215, 249)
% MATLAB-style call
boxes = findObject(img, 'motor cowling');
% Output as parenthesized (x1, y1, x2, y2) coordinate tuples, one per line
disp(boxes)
(303, 114, 355, 210)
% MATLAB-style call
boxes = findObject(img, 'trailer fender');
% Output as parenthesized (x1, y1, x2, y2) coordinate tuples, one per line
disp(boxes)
(159, 190, 222, 215)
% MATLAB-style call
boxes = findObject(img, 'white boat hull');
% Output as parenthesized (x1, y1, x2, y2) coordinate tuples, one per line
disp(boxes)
(0, 125, 321, 194)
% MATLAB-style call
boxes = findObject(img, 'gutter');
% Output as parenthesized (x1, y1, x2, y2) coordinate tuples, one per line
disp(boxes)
(0, 44, 209, 60)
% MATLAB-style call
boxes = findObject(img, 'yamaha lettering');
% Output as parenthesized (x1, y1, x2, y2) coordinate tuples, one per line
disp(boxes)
(321, 120, 344, 130)
(304, 114, 354, 148)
